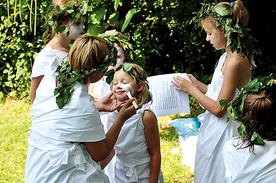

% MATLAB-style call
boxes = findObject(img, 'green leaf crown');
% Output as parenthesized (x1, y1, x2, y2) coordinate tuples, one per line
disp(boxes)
(47, 0, 91, 34)
(54, 40, 116, 109)
(194, 3, 260, 59)
(100, 29, 134, 62)
(105, 63, 148, 85)
(220, 74, 275, 145)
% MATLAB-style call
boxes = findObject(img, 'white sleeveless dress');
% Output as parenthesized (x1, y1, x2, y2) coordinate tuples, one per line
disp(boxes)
(193, 52, 240, 183)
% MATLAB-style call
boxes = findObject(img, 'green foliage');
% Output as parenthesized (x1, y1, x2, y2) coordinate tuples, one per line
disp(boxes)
(1, 0, 274, 100)
(0, 12, 43, 100)
(220, 74, 275, 145)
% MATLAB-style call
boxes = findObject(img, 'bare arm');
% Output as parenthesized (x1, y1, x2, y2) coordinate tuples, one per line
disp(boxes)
(143, 110, 162, 183)
(83, 98, 137, 162)
(29, 75, 43, 103)
(99, 148, 115, 169)
(172, 56, 247, 118)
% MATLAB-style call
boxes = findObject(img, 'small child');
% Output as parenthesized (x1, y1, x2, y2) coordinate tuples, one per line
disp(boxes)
(223, 76, 276, 182)
(102, 63, 164, 183)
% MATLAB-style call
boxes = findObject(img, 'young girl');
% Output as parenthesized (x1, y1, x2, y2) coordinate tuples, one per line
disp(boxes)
(172, 1, 258, 182)
(223, 76, 276, 182)
(102, 63, 164, 183)
(25, 34, 137, 182)
(89, 24, 133, 102)
(30, 0, 84, 103)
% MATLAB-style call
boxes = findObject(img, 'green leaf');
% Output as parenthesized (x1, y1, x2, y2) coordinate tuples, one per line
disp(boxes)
(219, 99, 228, 110)
(121, 8, 137, 32)
(123, 64, 132, 72)
(251, 132, 265, 145)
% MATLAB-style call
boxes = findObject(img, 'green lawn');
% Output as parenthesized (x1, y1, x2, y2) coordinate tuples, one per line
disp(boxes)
(0, 98, 194, 183)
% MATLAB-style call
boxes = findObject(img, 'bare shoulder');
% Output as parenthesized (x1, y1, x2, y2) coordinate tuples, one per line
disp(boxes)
(142, 110, 158, 125)
(225, 53, 251, 89)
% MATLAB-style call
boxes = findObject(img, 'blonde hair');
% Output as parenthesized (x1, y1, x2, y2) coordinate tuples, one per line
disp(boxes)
(215, 0, 249, 27)
(68, 33, 110, 84)
(114, 63, 152, 107)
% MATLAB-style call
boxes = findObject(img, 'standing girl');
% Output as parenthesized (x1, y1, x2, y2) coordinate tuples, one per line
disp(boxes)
(30, 0, 84, 103)
(172, 0, 258, 182)
(102, 63, 164, 183)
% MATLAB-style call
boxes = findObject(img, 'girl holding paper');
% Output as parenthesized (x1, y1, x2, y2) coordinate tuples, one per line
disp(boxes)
(172, 0, 259, 182)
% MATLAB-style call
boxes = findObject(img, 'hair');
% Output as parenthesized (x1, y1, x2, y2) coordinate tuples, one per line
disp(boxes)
(114, 63, 152, 107)
(237, 84, 276, 152)
(68, 33, 110, 84)
(214, 0, 249, 27)
(200, 0, 256, 65)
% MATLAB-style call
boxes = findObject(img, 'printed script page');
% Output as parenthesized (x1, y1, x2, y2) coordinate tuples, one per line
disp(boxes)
(148, 73, 190, 117)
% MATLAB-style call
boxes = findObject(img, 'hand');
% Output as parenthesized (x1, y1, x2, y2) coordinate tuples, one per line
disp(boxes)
(96, 92, 126, 112)
(186, 74, 198, 86)
(172, 75, 195, 94)
(117, 98, 138, 121)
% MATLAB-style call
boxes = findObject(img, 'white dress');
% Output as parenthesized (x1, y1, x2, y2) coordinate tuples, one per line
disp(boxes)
(25, 51, 109, 182)
(223, 138, 276, 183)
(104, 103, 164, 183)
(193, 53, 240, 183)
(30, 45, 68, 80)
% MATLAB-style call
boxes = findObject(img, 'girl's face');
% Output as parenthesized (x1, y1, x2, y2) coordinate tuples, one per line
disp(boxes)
(114, 43, 126, 67)
(112, 69, 137, 101)
(65, 18, 84, 40)
(202, 18, 227, 50)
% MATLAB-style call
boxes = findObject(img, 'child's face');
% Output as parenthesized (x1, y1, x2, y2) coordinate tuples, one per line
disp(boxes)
(112, 69, 137, 101)
(114, 43, 125, 67)
(202, 18, 227, 50)
(65, 17, 84, 40)
(107, 43, 125, 70)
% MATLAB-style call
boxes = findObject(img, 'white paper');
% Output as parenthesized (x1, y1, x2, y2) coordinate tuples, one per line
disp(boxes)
(148, 73, 190, 117)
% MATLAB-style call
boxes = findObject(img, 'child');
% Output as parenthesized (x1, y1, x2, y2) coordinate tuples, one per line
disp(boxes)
(25, 33, 138, 183)
(172, 0, 258, 182)
(102, 63, 164, 183)
(89, 24, 133, 102)
(223, 76, 276, 182)
(30, 0, 84, 103)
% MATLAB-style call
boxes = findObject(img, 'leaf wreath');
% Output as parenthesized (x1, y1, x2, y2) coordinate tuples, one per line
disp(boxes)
(105, 63, 148, 85)
(54, 54, 111, 109)
(220, 74, 275, 145)
(193, 2, 261, 59)
(46, 0, 91, 35)
(100, 29, 134, 62)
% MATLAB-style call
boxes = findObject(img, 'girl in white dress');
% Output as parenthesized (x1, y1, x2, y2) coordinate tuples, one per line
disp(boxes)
(30, 0, 84, 103)
(25, 34, 138, 183)
(101, 63, 164, 183)
(172, 0, 259, 182)
(223, 76, 276, 183)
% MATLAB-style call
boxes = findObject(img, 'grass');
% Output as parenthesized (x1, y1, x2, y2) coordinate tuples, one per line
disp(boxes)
(0, 98, 194, 183)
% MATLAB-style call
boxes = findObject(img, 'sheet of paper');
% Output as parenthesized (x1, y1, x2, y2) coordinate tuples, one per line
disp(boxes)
(148, 73, 190, 117)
